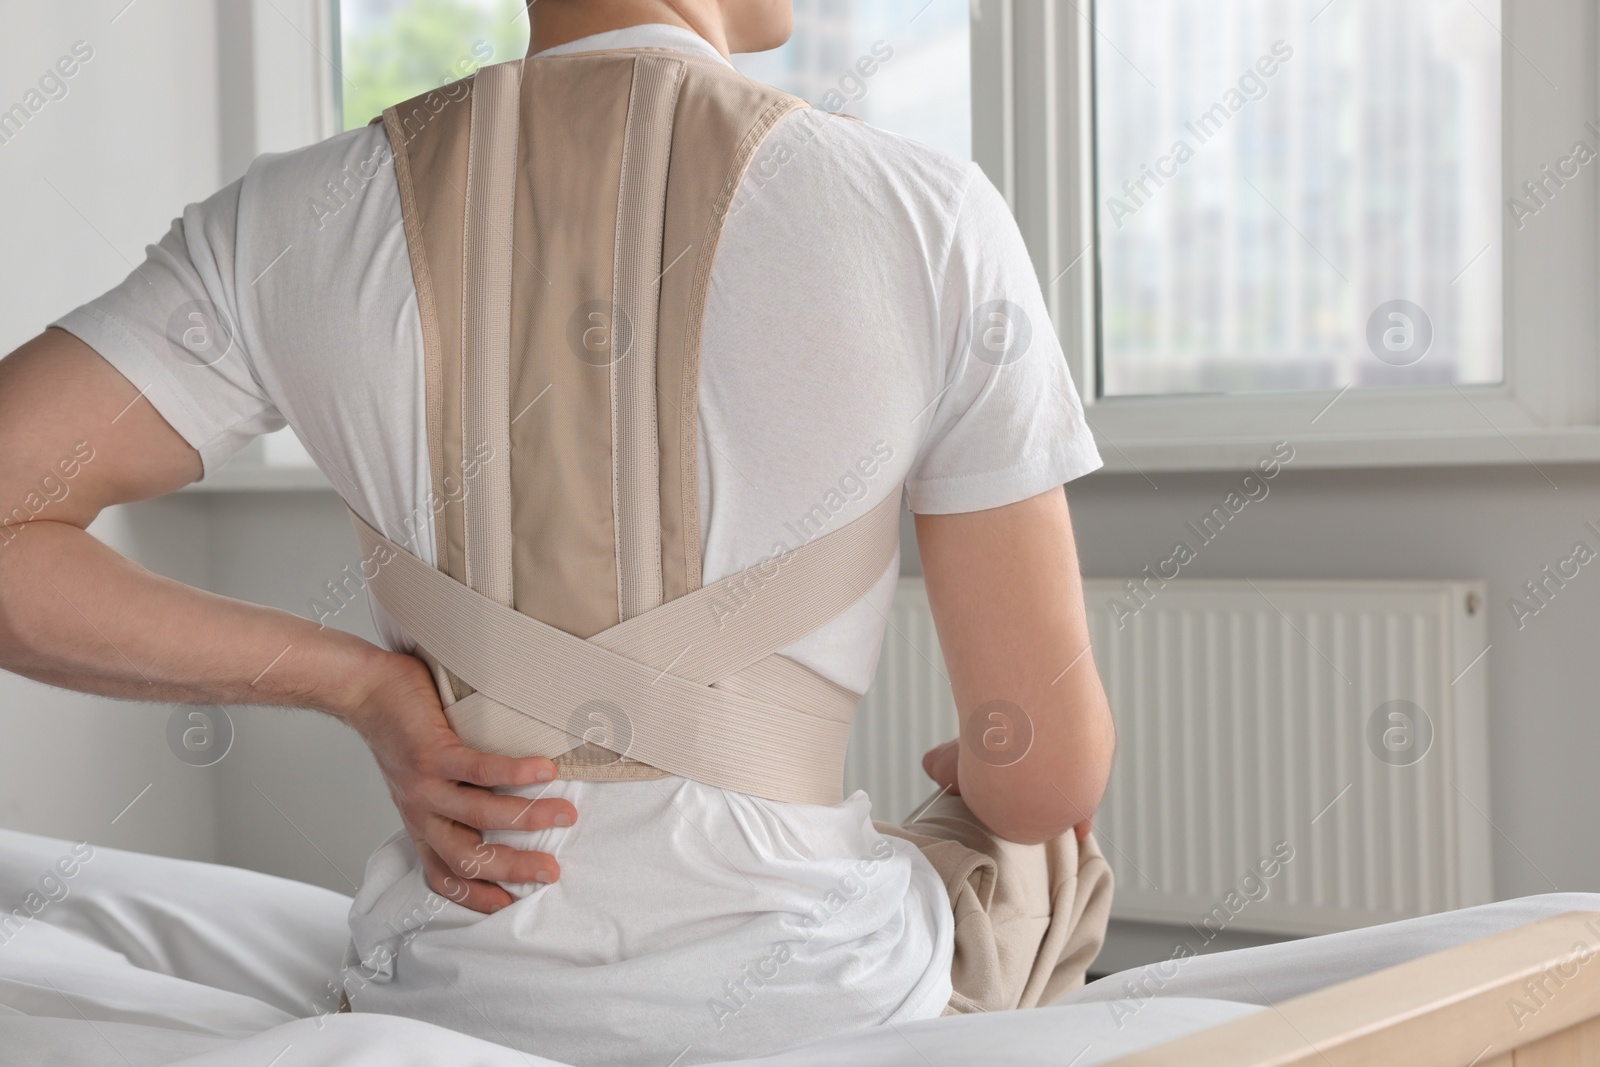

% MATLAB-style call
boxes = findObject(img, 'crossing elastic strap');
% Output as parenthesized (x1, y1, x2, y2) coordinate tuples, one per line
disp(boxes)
(351, 488, 901, 804)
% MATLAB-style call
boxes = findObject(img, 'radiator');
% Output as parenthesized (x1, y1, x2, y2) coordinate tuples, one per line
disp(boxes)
(845, 577, 1493, 935)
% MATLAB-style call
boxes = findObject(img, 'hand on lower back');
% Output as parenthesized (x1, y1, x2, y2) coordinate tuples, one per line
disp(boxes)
(342, 652, 577, 913)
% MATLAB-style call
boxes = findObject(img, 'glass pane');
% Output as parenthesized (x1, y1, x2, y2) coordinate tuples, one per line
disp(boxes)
(732, 0, 972, 160)
(1094, 0, 1502, 397)
(340, 0, 528, 130)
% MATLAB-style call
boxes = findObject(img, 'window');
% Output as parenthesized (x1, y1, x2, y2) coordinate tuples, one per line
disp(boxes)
(732, 0, 972, 160)
(339, 0, 527, 130)
(969, 1, 1600, 470)
(1093, 0, 1503, 398)
(334, 0, 972, 162)
(237, 0, 528, 478)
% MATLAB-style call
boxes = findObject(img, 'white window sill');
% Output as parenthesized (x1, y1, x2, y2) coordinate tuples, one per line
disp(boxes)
(183, 463, 334, 492)
(1092, 426, 1600, 476)
(184, 425, 1600, 496)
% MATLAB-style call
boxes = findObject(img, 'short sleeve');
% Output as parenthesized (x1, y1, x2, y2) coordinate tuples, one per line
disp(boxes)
(904, 162, 1102, 514)
(50, 178, 286, 477)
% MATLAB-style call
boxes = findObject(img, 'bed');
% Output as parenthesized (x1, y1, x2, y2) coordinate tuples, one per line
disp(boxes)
(4, 827, 1595, 1066)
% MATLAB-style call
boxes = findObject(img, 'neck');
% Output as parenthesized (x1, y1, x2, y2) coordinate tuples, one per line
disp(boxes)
(527, 1, 730, 60)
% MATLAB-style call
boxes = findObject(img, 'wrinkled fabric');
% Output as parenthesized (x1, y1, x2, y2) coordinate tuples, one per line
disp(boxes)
(0, 819, 1243, 1066)
(347, 779, 952, 1065)
(879, 790, 1115, 1014)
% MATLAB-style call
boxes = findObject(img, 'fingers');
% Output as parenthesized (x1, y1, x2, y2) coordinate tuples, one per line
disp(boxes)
(417, 842, 513, 914)
(425, 816, 561, 887)
(427, 783, 578, 834)
(922, 739, 961, 792)
(358, 666, 572, 912)
(423, 745, 560, 790)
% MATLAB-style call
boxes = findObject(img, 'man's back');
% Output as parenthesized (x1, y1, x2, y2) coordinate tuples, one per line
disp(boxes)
(39, 22, 1099, 1065)
(62, 24, 1094, 699)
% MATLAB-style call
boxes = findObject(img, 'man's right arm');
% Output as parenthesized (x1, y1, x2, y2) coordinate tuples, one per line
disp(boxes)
(0, 328, 573, 912)
(914, 487, 1116, 844)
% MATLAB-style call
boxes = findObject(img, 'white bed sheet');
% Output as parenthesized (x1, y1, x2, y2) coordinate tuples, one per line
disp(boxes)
(0, 1002, 1266, 1067)
(1, 828, 1590, 1067)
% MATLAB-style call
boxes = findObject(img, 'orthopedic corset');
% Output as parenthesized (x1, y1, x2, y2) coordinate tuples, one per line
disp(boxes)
(346, 49, 901, 805)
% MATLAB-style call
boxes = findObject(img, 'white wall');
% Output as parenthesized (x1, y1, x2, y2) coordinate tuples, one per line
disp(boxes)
(0, 1, 227, 862)
(0, 3, 224, 355)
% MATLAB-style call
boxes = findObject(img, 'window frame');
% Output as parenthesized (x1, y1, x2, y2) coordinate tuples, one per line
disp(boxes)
(250, 0, 343, 160)
(971, 0, 1600, 473)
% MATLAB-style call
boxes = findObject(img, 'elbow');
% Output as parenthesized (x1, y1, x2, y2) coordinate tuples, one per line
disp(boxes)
(0, 552, 25, 665)
(959, 727, 1115, 845)
(0, 526, 48, 666)
(959, 771, 1108, 846)
(963, 810, 1072, 847)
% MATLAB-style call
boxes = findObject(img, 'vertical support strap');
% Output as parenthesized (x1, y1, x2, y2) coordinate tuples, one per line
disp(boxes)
(611, 56, 685, 623)
(461, 61, 524, 607)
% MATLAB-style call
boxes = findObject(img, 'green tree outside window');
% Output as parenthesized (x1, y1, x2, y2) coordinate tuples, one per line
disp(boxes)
(340, 0, 529, 130)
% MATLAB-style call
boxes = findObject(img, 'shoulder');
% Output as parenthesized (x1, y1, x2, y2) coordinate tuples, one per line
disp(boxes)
(734, 106, 982, 252)
(242, 123, 396, 215)
(222, 124, 411, 349)
(783, 107, 975, 201)
(229, 123, 402, 254)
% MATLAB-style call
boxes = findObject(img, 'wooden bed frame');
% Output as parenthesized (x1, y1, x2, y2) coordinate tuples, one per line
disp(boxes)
(1103, 912, 1600, 1066)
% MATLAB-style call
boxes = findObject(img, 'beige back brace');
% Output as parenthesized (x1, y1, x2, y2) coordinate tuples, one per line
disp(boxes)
(348, 52, 903, 806)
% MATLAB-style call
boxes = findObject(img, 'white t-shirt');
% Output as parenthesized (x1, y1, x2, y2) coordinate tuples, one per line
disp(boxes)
(54, 23, 1100, 1066)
